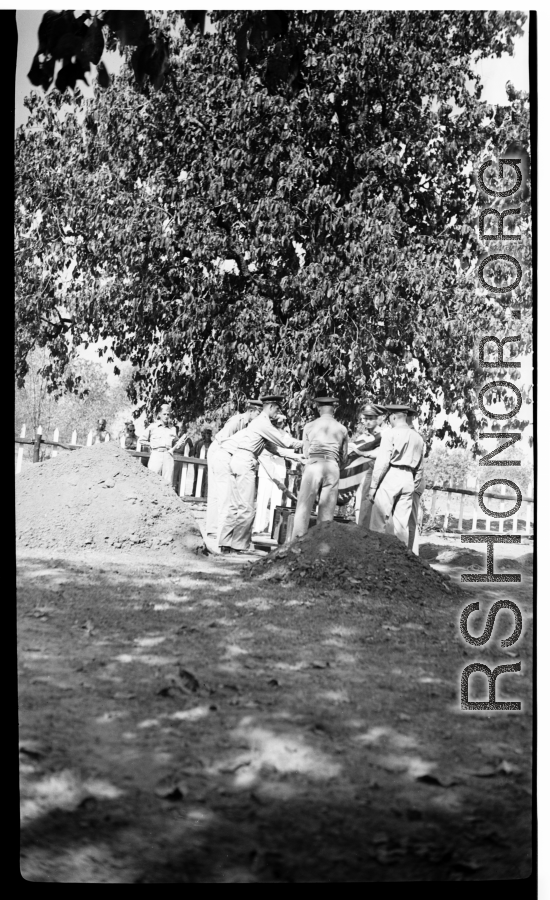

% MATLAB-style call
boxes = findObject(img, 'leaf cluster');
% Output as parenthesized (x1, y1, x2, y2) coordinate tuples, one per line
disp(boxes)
(17, 11, 531, 442)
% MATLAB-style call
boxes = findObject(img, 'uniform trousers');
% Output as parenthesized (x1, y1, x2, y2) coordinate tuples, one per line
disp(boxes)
(293, 458, 340, 538)
(408, 490, 423, 555)
(205, 440, 224, 536)
(370, 465, 414, 545)
(357, 460, 376, 529)
(218, 450, 258, 551)
(206, 442, 233, 540)
(148, 448, 174, 485)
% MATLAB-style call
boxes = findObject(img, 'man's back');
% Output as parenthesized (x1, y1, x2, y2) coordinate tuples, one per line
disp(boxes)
(305, 414, 348, 464)
(386, 424, 424, 468)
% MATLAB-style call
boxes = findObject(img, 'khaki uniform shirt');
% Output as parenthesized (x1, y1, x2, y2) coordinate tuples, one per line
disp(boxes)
(139, 421, 177, 450)
(371, 425, 425, 492)
(221, 412, 301, 458)
(215, 410, 255, 444)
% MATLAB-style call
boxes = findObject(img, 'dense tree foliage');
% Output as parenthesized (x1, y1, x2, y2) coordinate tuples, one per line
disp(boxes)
(16, 10, 531, 440)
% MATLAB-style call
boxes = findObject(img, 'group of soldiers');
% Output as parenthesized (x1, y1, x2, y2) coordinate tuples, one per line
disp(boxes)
(201, 392, 426, 556)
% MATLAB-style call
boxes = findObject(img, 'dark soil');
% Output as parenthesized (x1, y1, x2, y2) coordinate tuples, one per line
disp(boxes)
(18, 542, 533, 883)
(17, 446, 533, 883)
(247, 522, 460, 604)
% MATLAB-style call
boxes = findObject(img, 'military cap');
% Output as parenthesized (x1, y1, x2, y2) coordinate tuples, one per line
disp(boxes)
(314, 395, 337, 404)
(384, 404, 412, 414)
(406, 406, 419, 417)
(247, 399, 264, 408)
(260, 393, 284, 404)
(361, 404, 382, 417)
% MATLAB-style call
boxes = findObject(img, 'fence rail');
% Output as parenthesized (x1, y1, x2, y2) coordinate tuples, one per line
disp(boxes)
(15, 427, 208, 502)
(15, 427, 534, 537)
(421, 484, 533, 536)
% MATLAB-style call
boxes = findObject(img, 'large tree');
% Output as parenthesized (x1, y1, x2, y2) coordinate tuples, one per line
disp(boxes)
(15, 10, 531, 440)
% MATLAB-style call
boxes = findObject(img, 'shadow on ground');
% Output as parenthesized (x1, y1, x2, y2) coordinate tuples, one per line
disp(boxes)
(18, 546, 533, 883)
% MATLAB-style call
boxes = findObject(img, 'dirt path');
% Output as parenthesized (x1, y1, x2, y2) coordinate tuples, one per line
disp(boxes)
(18, 541, 532, 883)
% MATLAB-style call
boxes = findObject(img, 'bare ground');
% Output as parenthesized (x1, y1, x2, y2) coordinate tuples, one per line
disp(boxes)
(18, 536, 533, 883)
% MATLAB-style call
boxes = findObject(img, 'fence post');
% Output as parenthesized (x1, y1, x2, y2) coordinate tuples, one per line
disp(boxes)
(87, 430, 93, 446)
(16, 424, 26, 474)
(33, 426, 43, 463)
(471, 482, 479, 531)
(497, 482, 506, 533)
(71, 430, 77, 446)
(195, 444, 207, 496)
(178, 444, 189, 497)
(184, 444, 195, 497)
(51, 427, 59, 457)
(429, 488, 438, 526)
(443, 485, 452, 533)
(458, 492, 465, 532)
(512, 500, 520, 535)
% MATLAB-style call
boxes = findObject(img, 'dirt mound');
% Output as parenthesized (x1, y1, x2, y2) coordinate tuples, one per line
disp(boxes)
(16, 442, 201, 555)
(516, 553, 533, 572)
(247, 521, 460, 603)
(419, 543, 533, 572)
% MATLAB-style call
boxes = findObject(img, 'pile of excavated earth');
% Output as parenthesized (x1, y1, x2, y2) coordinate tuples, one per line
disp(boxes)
(247, 520, 462, 604)
(15, 442, 202, 555)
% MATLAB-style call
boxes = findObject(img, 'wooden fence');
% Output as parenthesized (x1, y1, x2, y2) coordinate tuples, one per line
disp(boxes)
(15, 426, 534, 537)
(419, 484, 534, 537)
(14, 425, 210, 501)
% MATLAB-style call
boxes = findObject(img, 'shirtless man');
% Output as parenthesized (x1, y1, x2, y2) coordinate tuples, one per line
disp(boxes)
(293, 395, 348, 538)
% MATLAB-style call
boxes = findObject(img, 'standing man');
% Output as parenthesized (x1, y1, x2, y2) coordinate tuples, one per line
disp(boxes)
(168, 420, 194, 493)
(218, 394, 304, 554)
(406, 407, 426, 554)
(120, 421, 138, 450)
(93, 418, 111, 443)
(172, 420, 194, 455)
(347, 404, 384, 528)
(367, 404, 425, 545)
(193, 425, 214, 460)
(293, 395, 348, 539)
(192, 425, 214, 497)
(139, 418, 151, 466)
(254, 412, 290, 534)
(139, 403, 177, 484)
(205, 400, 263, 539)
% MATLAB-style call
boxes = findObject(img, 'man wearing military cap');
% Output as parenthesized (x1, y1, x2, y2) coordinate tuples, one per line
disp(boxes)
(293, 395, 349, 538)
(217, 394, 304, 554)
(205, 399, 263, 538)
(367, 403, 425, 545)
(353, 404, 385, 528)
